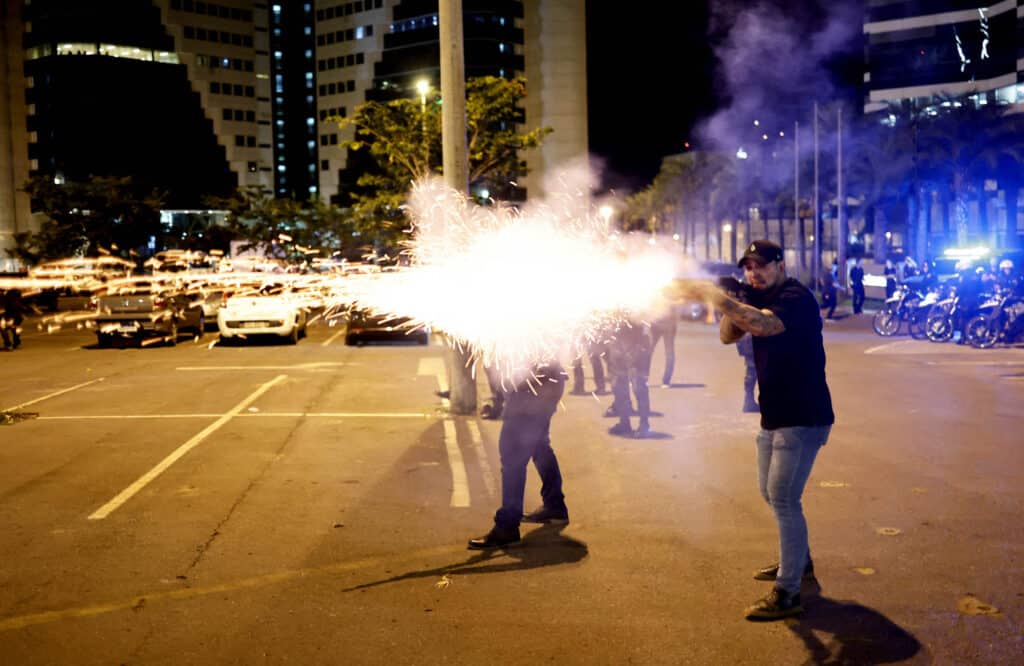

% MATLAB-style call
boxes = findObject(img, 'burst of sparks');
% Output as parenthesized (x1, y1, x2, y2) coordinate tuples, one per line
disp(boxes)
(341, 176, 690, 380)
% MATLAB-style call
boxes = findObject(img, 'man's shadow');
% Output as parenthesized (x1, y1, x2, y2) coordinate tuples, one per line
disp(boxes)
(342, 523, 588, 592)
(786, 581, 927, 665)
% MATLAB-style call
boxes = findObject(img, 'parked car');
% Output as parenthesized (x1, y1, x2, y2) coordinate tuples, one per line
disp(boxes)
(93, 279, 205, 347)
(216, 286, 308, 344)
(344, 309, 429, 346)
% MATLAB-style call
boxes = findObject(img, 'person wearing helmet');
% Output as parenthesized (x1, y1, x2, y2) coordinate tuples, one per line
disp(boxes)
(997, 259, 1021, 294)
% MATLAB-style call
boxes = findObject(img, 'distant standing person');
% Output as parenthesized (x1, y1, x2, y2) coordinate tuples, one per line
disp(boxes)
(737, 332, 758, 413)
(1, 289, 35, 350)
(649, 305, 678, 388)
(606, 318, 653, 438)
(883, 259, 897, 299)
(571, 343, 607, 395)
(673, 240, 834, 621)
(849, 258, 865, 315)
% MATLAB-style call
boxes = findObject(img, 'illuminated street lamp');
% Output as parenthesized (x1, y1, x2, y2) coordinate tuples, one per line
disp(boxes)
(415, 78, 430, 171)
(723, 223, 736, 264)
(599, 204, 614, 228)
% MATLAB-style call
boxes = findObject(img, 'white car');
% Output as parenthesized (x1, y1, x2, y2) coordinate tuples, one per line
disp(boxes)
(216, 288, 308, 344)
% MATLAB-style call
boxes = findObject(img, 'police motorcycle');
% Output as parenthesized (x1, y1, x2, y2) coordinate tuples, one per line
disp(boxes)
(872, 283, 924, 336)
(964, 286, 1024, 349)
(906, 284, 946, 340)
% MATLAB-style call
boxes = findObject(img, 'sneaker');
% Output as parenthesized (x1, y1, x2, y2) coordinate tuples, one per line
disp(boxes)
(608, 422, 633, 436)
(753, 560, 815, 581)
(634, 422, 653, 438)
(467, 526, 521, 550)
(479, 403, 502, 420)
(522, 505, 569, 525)
(603, 405, 637, 418)
(744, 587, 803, 620)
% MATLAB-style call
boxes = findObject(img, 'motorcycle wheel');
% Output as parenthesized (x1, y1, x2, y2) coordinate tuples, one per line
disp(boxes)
(925, 313, 953, 342)
(965, 316, 998, 349)
(872, 310, 900, 336)
(908, 311, 930, 340)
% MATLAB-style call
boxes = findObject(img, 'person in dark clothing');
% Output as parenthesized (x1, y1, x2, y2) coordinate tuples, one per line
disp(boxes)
(606, 318, 653, 438)
(818, 273, 837, 320)
(468, 361, 568, 549)
(883, 259, 897, 299)
(649, 307, 678, 387)
(570, 343, 607, 395)
(672, 239, 834, 621)
(1, 289, 33, 350)
(849, 258, 865, 315)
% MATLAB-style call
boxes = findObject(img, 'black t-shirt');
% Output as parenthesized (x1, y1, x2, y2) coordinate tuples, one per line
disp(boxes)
(747, 278, 835, 430)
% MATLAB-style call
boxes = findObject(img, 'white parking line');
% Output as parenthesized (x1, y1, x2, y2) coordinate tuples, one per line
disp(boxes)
(38, 412, 430, 420)
(443, 419, 470, 507)
(321, 328, 346, 347)
(3, 377, 106, 412)
(176, 362, 354, 371)
(88, 374, 287, 521)
(466, 420, 496, 499)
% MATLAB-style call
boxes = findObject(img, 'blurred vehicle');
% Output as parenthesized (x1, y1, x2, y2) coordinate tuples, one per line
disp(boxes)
(93, 279, 205, 347)
(344, 309, 429, 346)
(216, 286, 308, 344)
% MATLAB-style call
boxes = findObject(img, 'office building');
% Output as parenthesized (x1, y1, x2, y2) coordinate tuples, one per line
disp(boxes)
(0, 0, 587, 269)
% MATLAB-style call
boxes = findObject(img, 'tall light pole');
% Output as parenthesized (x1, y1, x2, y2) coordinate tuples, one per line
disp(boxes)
(416, 78, 430, 175)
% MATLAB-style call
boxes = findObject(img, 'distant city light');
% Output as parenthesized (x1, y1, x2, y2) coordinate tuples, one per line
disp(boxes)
(736, 148, 748, 159)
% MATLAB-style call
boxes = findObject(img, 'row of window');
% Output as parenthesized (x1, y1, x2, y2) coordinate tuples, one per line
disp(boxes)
(320, 133, 339, 146)
(234, 135, 257, 147)
(196, 54, 255, 72)
(391, 15, 438, 33)
(182, 25, 255, 48)
(318, 107, 347, 120)
(222, 108, 256, 122)
(317, 52, 365, 72)
(210, 81, 256, 97)
(316, 0, 383, 21)
(318, 80, 356, 96)
(170, 0, 254, 23)
(315, 24, 374, 46)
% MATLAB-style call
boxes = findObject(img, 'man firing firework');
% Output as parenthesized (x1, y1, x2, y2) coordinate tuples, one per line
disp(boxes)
(671, 239, 834, 621)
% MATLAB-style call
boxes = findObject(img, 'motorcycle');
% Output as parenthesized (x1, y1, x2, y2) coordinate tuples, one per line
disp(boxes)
(964, 289, 1024, 349)
(872, 284, 923, 336)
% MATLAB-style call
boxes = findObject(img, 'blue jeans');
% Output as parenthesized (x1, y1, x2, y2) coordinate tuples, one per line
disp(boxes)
(494, 375, 566, 530)
(756, 425, 831, 594)
(650, 322, 676, 385)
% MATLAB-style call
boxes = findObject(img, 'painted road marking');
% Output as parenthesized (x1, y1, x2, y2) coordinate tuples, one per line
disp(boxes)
(2, 377, 106, 412)
(465, 419, 496, 499)
(417, 357, 469, 507)
(321, 328, 346, 347)
(443, 419, 470, 507)
(176, 362, 354, 371)
(88, 375, 287, 520)
(36, 412, 430, 420)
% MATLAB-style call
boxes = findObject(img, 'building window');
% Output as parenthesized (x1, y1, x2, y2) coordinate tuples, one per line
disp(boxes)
(321, 160, 330, 171)
(248, 161, 258, 172)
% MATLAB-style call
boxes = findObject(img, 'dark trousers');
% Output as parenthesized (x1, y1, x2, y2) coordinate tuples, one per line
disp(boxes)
(852, 285, 865, 314)
(0, 318, 20, 348)
(572, 351, 606, 393)
(608, 345, 652, 423)
(494, 375, 566, 530)
(650, 322, 677, 385)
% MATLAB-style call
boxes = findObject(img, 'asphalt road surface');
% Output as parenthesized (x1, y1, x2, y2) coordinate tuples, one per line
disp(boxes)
(0, 314, 1022, 664)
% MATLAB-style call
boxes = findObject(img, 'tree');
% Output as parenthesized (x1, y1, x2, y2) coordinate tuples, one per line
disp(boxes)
(13, 175, 165, 264)
(335, 76, 552, 248)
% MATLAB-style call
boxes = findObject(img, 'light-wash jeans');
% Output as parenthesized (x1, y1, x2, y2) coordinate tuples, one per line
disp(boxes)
(756, 425, 831, 595)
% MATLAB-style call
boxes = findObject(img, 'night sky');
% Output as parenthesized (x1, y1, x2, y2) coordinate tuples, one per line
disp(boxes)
(585, 1, 864, 193)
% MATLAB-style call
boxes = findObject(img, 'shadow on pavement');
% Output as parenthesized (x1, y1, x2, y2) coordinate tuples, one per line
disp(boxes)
(341, 523, 587, 592)
(787, 582, 927, 665)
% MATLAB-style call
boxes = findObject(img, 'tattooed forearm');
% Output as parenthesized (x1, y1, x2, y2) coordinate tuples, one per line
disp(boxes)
(713, 293, 785, 337)
(720, 315, 746, 344)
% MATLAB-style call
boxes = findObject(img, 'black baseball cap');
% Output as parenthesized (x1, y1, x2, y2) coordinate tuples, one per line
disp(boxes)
(738, 239, 784, 268)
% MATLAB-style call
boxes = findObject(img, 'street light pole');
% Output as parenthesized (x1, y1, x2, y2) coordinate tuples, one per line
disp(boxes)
(416, 78, 430, 176)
